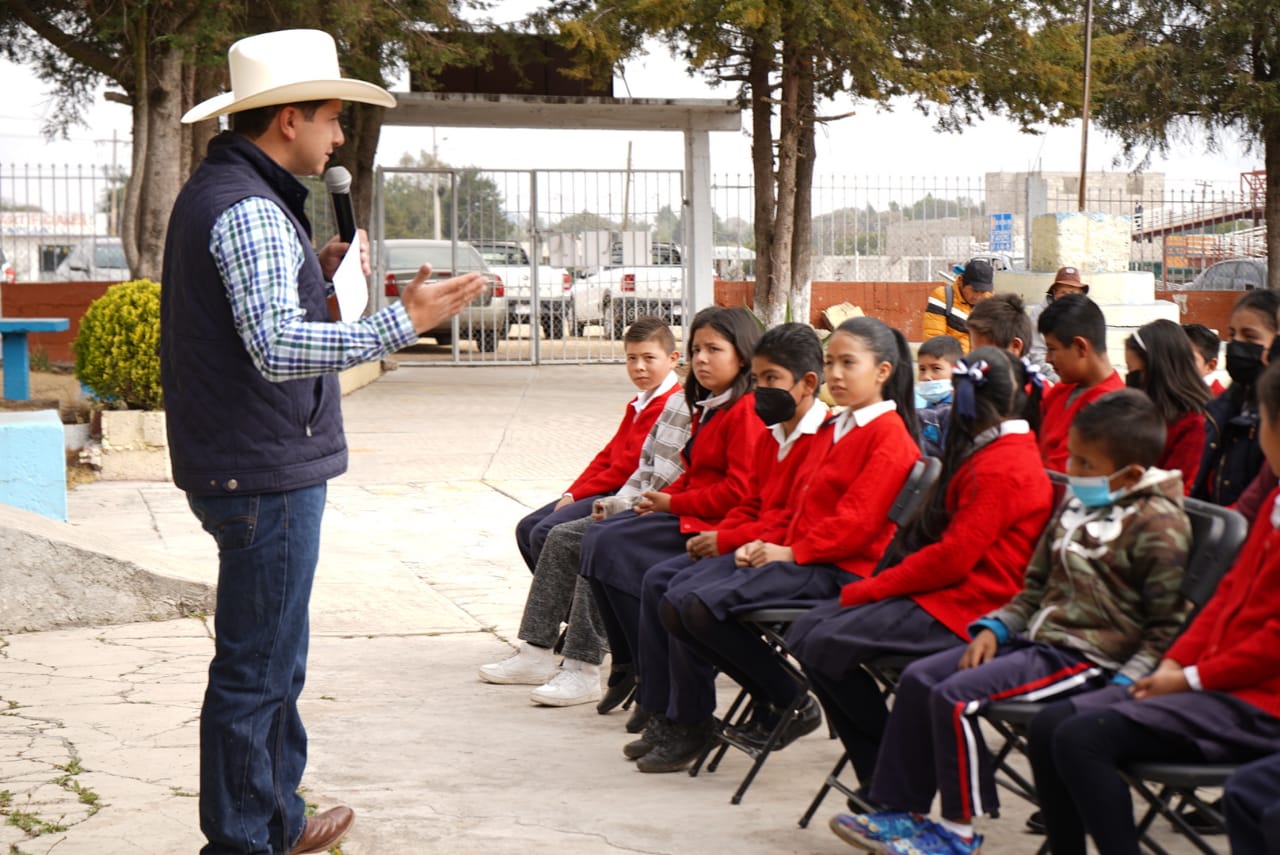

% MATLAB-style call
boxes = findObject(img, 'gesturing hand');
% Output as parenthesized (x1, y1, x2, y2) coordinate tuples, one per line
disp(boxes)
(401, 268, 487, 333)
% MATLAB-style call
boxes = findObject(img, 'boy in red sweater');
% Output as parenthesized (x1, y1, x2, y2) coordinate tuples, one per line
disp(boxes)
(487, 317, 680, 695)
(1037, 293, 1123, 471)
(513, 316, 680, 572)
(1038, 360, 1280, 855)
(626, 323, 829, 772)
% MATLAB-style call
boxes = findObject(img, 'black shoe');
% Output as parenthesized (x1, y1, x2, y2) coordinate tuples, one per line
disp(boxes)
(1025, 810, 1046, 835)
(1174, 799, 1226, 836)
(623, 714, 671, 760)
(636, 719, 713, 773)
(725, 696, 822, 752)
(625, 705, 652, 734)
(597, 665, 635, 714)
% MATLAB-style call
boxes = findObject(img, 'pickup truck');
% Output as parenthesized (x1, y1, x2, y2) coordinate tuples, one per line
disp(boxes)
(571, 242, 686, 337)
(471, 241, 574, 339)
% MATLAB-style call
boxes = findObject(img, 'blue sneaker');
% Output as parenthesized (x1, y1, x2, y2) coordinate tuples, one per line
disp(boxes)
(829, 812, 928, 851)
(886, 822, 983, 855)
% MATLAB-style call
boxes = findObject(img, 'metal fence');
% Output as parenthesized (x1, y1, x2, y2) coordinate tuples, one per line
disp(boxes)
(369, 167, 686, 365)
(0, 162, 1262, 355)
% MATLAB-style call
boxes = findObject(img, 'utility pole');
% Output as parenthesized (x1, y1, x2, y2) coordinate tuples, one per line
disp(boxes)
(1077, 0, 1094, 212)
(94, 129, 127, 235)
(432, 128, 442, 241)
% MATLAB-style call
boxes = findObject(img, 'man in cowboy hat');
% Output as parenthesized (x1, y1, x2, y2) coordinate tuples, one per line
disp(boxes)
(161, 29, 485, 855)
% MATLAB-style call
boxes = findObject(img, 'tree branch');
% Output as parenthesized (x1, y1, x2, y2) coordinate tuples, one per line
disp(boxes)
(7, 0, 122, 82)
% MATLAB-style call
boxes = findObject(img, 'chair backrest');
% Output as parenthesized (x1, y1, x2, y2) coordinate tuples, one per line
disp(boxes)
(888, 457, 942, 527)
(1180, 497, 1248, 607)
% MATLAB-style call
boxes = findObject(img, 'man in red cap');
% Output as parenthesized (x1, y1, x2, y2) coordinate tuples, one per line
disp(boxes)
(1028, 266, 1090, 383)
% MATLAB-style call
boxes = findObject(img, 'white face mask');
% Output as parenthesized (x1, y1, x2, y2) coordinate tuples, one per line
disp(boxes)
(916, 379, 952, 405)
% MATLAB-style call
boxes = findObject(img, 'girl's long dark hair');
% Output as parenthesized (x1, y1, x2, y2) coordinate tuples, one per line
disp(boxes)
(1125, 319, 1211, 424)
(834, 316, 920, 447)
(882, 347, 1024, 563)
(683, 306, 761, 412)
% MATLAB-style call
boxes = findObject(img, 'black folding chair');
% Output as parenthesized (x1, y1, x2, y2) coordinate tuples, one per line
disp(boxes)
(690, 457, 943, 805)
(980, 497, 1248, 852)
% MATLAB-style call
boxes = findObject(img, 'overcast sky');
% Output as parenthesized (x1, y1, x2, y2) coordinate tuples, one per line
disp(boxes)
(0, 16, 1261, 195)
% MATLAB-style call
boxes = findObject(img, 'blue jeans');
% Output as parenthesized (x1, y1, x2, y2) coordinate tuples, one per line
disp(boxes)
(189, 484, 326, 855)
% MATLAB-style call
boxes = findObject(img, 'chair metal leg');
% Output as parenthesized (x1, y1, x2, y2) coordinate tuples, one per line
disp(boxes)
(690, 687, 751, 778)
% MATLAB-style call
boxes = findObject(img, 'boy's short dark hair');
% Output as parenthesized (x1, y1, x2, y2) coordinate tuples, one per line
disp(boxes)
(968, 293, 1032, 353)
(918, 334, 964, 363)
(1181, 323, 1221, 366)
(231, 100, 329, 138)
(1038, 293, 1107, 352)
(623, 315, 676, 353)
(754, 322, 824, 384)
(1072, 389, 1166, 469)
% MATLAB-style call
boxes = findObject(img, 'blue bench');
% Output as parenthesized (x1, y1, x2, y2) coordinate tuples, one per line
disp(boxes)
(0, 318, 71, 400)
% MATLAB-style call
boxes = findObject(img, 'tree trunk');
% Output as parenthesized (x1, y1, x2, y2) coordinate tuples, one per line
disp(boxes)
(789, 54, 816, 328)
(336, 102, 385, 236)
(749, 38, 775, 315)
(133, 47, 186, 282)
(769, 40, 803, 327)
(1268, 118, 1280, 290)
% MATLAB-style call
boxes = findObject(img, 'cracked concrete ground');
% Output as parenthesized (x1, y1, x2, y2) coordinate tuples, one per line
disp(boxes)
(0, 364, 1207, 854)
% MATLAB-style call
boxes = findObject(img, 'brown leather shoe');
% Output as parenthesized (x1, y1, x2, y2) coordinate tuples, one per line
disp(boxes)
(288, 806, 354, 855)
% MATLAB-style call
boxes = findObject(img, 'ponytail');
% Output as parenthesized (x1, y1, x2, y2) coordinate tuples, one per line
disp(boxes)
(902, 347, 1021, 547)
(887, 327, 921, 448)
(1018, 357, 1045, 434)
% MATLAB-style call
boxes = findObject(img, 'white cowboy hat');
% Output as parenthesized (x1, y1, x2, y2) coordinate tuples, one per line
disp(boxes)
(182, 29, 396, 124)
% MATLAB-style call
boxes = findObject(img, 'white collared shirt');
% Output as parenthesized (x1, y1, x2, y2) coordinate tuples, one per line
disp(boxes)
(632, 371, 679, 415)
(772, 401, 831, 460)
(696, 387, 734, 414)
(832, 399, 897, 444)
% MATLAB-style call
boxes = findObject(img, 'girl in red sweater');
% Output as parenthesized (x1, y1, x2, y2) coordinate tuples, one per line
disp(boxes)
(787, 346, 1055, 795)
(1039, 359, 1280, 855)
(578, 306, 764, 721)
(661, 316, 921, 755)
(1123, 318, 1210, 495)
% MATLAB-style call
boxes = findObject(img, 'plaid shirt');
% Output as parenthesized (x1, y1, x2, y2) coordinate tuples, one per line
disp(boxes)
(210, 196, 418, 381)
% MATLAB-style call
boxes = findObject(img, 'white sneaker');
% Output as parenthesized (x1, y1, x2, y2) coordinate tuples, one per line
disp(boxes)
(478, 643, 557, 685)
(529, 660, 602, 707)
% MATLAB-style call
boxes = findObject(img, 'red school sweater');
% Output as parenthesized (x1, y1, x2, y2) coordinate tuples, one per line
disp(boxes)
(784, 410, 919, 576)
(1038, 371, 1124, 472)
(714, 413, 827, 554)
(839, 431, 1055, 638)
(1166, 486, 1280, 720)
(665, 392, 767, 533)
(1157, 410, 1206, 497)
(566, 382, 683, 499)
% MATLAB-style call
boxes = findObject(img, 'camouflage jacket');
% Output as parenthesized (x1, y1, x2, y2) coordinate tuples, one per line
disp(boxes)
(982, 468, 1192, 682)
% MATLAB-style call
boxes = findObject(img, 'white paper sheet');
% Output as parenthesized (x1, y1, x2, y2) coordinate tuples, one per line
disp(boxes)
(332, 240, 368, 322)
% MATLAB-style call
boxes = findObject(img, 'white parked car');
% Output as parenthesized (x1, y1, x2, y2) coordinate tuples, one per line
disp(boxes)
(572, 242, 685, 336)
(55, 237, 129, 281)
(471, 240, 574, 339)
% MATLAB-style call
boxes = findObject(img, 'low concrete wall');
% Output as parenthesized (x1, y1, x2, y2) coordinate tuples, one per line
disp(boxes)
(0, 409, 66, 521)
(1155, 289, 1240, 340)
(0, 503, 215, 633)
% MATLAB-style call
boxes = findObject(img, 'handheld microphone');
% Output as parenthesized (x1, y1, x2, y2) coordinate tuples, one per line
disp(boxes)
(324, 166, 357, 243)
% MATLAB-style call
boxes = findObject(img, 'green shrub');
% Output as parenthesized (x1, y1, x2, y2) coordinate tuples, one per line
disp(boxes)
(73, 278, 163, 410)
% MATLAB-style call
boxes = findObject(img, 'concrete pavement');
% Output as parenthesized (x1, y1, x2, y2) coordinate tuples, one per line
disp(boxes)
(0, 364, 1207, 854)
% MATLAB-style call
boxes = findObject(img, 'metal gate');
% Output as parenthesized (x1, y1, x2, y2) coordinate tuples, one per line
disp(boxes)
(370, 168, 687, 364)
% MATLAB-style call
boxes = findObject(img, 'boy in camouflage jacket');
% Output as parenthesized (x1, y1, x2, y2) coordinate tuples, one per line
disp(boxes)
(831, 390, 1192, 855)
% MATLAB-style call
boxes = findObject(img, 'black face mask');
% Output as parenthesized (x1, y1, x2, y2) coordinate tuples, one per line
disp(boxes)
(754, 386, 798, 426)
(1226, 340, 1266, 388)
(1125, 370, 1144, 389)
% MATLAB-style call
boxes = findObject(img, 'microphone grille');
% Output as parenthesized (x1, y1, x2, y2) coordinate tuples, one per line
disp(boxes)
(324, 166, 352, 194)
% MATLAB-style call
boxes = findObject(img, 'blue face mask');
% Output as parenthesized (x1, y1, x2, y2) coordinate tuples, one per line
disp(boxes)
(1068, 474, 1120, 508)
(916, 379, 952, 405)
